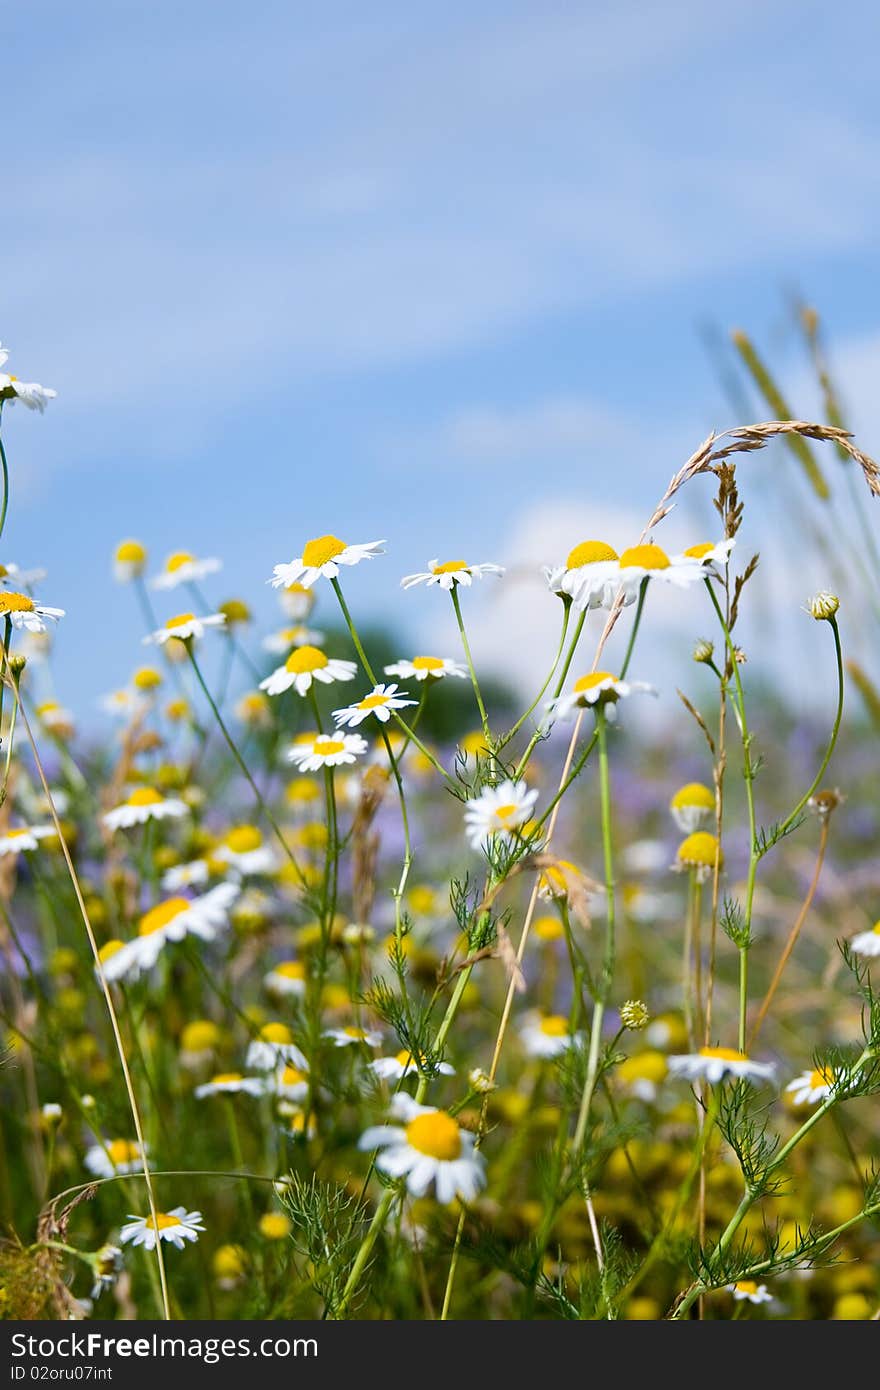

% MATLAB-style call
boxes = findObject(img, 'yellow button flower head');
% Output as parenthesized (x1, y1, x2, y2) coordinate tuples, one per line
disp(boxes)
(151, 550, 221, 591)
(669, 781, 715, 832)
(114, 539, 148, 582)
(675, 831, 722, 881)
(544, 540, 620, 610)
(271, 535, 385, 591)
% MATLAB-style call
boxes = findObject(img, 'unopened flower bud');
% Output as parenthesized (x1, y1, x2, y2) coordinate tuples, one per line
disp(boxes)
(468, 1067, 496, 1094)
(808, 591, 840, 621)
(620, 1000, 650, 1031)
(8, 654, 27, 677)
(693, 639, 714, 664)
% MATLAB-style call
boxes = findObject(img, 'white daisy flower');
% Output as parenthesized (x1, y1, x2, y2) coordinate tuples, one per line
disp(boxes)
(146, 611, 226, 644)
(214, 826, 276, 877)
(0, 561, 47, 589)
(36, 701, 75, 735)
(617, 1050, 669, 1102)
(671, 538, 737, 571)
(246, 1024, 308, 1072)
(728, 1280, 772, 1304)
(286, 731, 368, 772)
(332, 683, 417, 729)
(277, 581, 316, 620)
(150, 551, 222, 591)
(384, 656, 468, 682)
(259, 645, 357, 698)
(324, 1025, 383, 1049)
(99, 689, 142, 719)
(0, 591, 65, 632)
(785, 1066, 838, 1108)
(550, 670, 655, 721)
(113, 540, 148, 583)
(400, 558, 504, 591)
(610, 543, 705, 605)
(0, 825, 54, 857)
(369, 1050, 456, 1082)
(463, 778, 539, 850)
(90, 1245, 124, 1301)
(102, 787, 189, 832)
(849, 921, 880, 957)
(358, 1094, 485, 1204)
(262, 625, 325, 654)
(519, 1012, 583, 1059)
(101, 884, 239, 984)
(161, 859, 211, 892)
(119, 1207, 204, 1252)
(84, 1139, 148, 1177)
(270, 535, 386, 590)
(669, 782, 716, 833)
(0, 347, 56, 412)
(272, 1063, 310, 1102)
(544, 540, 621, 611)
(263, 960, 307, 997)
(194, 1072, 266, 1099)
(667, 1046, 775, 1085)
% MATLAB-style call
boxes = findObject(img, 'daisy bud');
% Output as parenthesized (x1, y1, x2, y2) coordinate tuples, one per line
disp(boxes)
(468, 1067, 496, 1094)
(808, 787, 843, 820)
(620, 1000, 650, 1031)
(808, 591, 840, 621)
(8, 654, 27, 677)
(692, 638, 714, 664)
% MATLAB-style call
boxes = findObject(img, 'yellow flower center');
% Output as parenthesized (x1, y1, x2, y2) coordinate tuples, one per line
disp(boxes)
(301, 535, 346, 568)
(314, 737, 344, 755)
(280, 1066, 307, 1086)
(273, 961, 305, 980)
(145, 1212, 181, 1232)
(284, 645, 328, 674)
(809, 1067, 833, 1089)
(115, 540, 146, 564)
(7, 828, 30, 839)
(539, 1015, 569, 1037)
(259, 1023, 293, 1045)
(395, 1050, 421, 1068)
(431, 560, 469, 574)
(408, 885, 438, 915)
(106, 1139, 139, 1166)
(343, 1027, 371, 1040)
(181, 1021, 219, 1051)
(133, 667, 162, 690)
(566, 540, 619, 568)
(405, 1110, 462, 1161)
(225, 825, 263, 854)
(734, 1281, 758, 1296)
(166, 551, 195, 572)
(126, 787, 164, 807)
(412, 656, 444, 671)
(677, 831, 722, 868)
(533, 914, 563, 942)
(619, 544, 670, 571)
(0, 591, 35, 614)
(166, 612, 195, 629)
(573, 671, 614, 693)
(210, 1072, 243, 1085)
(358, 694, 390, 710)
(684, 542, 715, 559)
(671, 782, 715, 810)
(618, 1051, 668, 1084)
(493, 803, 519, 822)
(138, 898, 189, 936)
(699, 1046, 748, 1062)
(872, 922, 880, 936)
(98, 940, 124, 962)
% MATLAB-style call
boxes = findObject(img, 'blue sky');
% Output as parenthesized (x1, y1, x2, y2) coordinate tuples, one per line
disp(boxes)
(4, 1, 880, 719)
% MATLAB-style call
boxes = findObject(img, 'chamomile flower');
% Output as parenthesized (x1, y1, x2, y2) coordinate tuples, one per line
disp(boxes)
(674, 831, 723, 883)
(0, 346, 56, 411)
(359, 1094, 485, 1203)
(246, 1023, 307, 1072)
(369, 1050, 456, 1081)
(463, 779, 539, 850)
(849, 921, 880, 958)
(146, 612, 226, 644)
(0, 591, 65, 632)
(785, 1066, 838, 1108)
(671, 538, 736, 572)
(278, 581, 316, 620)
(728, 1281, 772, 1304)
(102, 787, 188, 832)
(214, 826, 276, 877)
(612, 543, 705, 605)
(0, 825, 54, 857)
(259, 645, 357, 698)
(194, 1073, 266, 1099)
(84, 1139, 148, 1177)
(36, 701, 75, 736)
(544, 540, 621, 611)
(99, 689, 140, 718)
(519, 1012, 583, 1059)
(332, 683, 417, 729)
(234, 690, 273, 729)
(286, 731, 368, 772)
(119, 1208, 204, 1251)
(90, 1245, 124, 1301)
(271, 1063, 310, 1103)
(324, 1025, 383, 1049)
(161, 859, 211, 892)
(667, 1047, 775, 1085)
(384, 656, 468, 682)
(670, 782, 715, 832)
(262, 624, 325, 654)
(400, 559, 504, 591)
(114, 540, 148, 582)
(271, 535, 385, 590)
(263, 960, 307, 997)
(0, 561, 47, 589)
(550, 671, 655, 721)
(617, 1050, 669, 1102)
(101, 884, 239, 984)
(150, 551, 222, 591)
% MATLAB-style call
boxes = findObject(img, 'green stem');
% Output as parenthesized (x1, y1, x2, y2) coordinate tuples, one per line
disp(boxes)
(450, 586, 490, 744)
(495, 604, 570, 752)
(0, 419, 9, 544)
